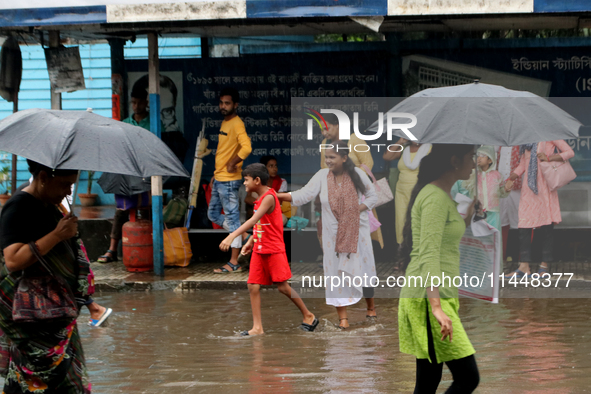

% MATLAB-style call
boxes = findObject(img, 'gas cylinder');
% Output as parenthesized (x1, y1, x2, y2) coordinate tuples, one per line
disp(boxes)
(122, 211, 153, 272)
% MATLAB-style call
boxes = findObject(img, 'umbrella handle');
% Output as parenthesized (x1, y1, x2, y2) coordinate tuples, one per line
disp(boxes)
(69, 171, 81, 215)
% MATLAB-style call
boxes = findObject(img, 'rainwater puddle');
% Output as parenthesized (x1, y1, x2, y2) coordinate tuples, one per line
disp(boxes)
(73, 292, 591, 393)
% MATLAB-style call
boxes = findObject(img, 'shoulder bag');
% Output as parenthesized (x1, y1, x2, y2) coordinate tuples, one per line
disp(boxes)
(12, 242, 78, 323)
(539, 142, 576, 192)
(359, 164, 394, 208)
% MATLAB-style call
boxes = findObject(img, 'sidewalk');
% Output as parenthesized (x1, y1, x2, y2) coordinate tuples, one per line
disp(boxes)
(91, 260, 591, 292)
(92, 261, 396, 292)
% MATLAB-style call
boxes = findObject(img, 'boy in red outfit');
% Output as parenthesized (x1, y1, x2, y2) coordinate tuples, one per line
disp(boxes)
(220, 163, 318, 336)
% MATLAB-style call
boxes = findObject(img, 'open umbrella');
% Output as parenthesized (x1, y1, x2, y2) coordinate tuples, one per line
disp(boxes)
(0, 109, 189, 178)
(368, 81, 582, 145)
(97, 174, 154, 196)
(368, 81, 582, 223)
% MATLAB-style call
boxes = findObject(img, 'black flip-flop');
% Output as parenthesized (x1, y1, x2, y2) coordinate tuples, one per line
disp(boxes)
(240, 330, 250, 336)
(300, 318, 319, 332)
(97, 250, 117, 263)
(214, 262, 242, 274)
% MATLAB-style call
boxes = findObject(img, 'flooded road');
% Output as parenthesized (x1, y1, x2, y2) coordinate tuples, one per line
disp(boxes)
(78, 291, 591, 393)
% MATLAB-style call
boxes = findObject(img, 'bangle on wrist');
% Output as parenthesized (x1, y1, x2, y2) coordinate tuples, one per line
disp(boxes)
(33, 241, 41, 255)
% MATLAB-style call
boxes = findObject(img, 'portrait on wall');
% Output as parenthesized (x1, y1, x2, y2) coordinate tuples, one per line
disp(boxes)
(128, 71, 185, 133)
(127, 71, 189, 167)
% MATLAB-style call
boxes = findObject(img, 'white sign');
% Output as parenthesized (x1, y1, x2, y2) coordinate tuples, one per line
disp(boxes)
(388, 0, 533, 15)
(0, 0, 218, 10)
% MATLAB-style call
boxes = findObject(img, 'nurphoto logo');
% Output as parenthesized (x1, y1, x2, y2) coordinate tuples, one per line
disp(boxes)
(304, 108, 418, 153)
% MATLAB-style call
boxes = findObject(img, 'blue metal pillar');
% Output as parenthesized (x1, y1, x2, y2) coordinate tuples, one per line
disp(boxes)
(148, 33, 164, 277)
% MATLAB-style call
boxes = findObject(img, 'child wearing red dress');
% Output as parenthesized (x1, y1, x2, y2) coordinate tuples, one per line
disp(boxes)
(220, 163, 318, 336)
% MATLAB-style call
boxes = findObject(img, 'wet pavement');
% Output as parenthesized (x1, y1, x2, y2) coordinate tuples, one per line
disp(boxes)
(75, 292, 591, 393)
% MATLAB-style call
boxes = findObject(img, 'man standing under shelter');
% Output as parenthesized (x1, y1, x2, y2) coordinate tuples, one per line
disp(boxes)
(210, 87, 252, 273)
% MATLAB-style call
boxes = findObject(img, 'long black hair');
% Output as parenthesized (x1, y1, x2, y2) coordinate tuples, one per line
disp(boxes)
(398, 144, 475, 269)
(328, 141, 366, 195)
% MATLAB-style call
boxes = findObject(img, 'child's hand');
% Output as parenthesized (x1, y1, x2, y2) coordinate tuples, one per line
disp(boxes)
(475, 200, 484, 216)
(219, 236, 234, 252)
(241, 241, 253, 256)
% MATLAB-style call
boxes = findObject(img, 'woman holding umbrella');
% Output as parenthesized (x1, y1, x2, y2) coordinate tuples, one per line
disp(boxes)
(398, 144, 480, 393)
(0, 160, 92, 393)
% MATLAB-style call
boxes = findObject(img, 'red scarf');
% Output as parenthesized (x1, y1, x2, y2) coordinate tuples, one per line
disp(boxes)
(327, 171, 359, 255)
(269, 176, 282, 192)
(497, 146, 522, 190)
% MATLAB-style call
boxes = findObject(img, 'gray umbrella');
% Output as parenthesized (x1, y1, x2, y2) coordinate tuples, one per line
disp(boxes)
(368, 82, 582, 145)
(0, 109, 189, 177)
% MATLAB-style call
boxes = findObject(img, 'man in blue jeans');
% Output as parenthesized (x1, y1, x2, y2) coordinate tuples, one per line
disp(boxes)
(209, 87, 252, 273)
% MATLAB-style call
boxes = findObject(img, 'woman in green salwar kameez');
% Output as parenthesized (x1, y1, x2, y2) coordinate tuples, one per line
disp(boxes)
(398, 144, 480, 394)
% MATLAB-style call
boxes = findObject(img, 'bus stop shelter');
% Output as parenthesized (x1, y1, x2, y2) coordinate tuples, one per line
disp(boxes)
(2, 0, 591, 276)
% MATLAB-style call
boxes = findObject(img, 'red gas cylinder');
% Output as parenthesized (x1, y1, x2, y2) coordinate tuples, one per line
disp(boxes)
(122, 211, 153, 272)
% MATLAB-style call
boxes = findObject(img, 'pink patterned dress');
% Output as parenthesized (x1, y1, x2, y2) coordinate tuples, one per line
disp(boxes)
(513, 140, 574, 228)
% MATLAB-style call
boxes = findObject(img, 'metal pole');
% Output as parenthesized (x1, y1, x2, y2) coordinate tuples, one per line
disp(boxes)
(109, 38, 126, 121)
(11, 93, 18, 194)
(148, 32, 164, 277)
(48, 31, 61, 110)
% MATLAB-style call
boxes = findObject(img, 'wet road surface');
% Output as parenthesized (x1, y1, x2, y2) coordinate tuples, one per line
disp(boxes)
(78, 291, 591, 393)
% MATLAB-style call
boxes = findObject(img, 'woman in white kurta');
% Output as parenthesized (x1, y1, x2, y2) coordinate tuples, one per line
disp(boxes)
(280, 143, 378, 328)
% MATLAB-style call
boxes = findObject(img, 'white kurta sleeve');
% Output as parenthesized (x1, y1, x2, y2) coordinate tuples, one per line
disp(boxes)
(357, 167, 378, 210)
(279, 178, 288, 193)
(291, 170, 325, 206)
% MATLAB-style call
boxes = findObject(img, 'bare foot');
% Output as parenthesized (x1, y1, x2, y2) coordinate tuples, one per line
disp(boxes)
(367, 308, 377, 317)
(247, 328, 264, 336)
(338, 318, 349, 329)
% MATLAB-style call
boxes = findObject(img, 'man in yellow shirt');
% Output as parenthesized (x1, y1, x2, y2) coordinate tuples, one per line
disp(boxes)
(210, 88, 252, 273)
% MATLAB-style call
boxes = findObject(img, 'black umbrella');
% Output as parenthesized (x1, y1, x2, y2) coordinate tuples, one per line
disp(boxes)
(97, 174, 153, 196)
(0, 109, 189, 178)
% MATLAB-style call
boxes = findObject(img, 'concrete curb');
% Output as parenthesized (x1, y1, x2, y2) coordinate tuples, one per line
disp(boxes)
(95, 280, 298, 292)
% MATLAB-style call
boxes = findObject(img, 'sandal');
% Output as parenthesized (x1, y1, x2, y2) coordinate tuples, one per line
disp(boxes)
(366, 308, 377, 320)
(337, 317, 348, 330)
(88, 308, 112, 327)
(97, 250, 117, 263)
(300, 318, 319, 332)
(213, 262, 242, 274)
(537, 266, 550, 276)
(504, 270, 529, 280)
(240, 330, 250, 336)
